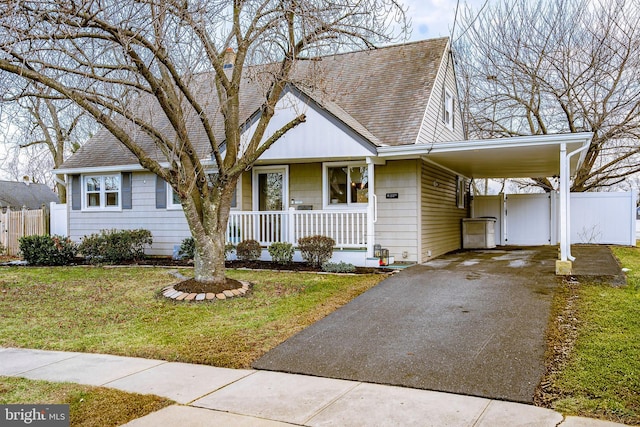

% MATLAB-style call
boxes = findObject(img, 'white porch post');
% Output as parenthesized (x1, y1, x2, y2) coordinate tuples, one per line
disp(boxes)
(557, 142, 574, 274)
(366, 157, 376, 257)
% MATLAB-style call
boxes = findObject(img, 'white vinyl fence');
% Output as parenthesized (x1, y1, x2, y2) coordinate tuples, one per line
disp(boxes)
(49, 202, 68, 237)
(473, 191, 636, 246)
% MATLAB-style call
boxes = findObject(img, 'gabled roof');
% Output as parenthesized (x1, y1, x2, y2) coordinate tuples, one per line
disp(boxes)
(59, 38, 450, 171)
(0, 181, 59, 209)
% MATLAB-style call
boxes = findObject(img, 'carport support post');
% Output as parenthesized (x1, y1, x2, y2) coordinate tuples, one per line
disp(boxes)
(556, 143, 572, 275)
(366, 158, 376, 258)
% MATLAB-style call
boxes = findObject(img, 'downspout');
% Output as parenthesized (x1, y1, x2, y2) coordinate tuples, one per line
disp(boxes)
(562, 142, 590, 262)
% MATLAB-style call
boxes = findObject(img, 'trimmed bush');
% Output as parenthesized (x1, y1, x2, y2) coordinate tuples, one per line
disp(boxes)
(225, 243, 236, 258)
(178, 237, 235, 260)
(268, 242, 294, 264)
(178, 237, 195, 260)
(79, 229, 153, 264)
(321, 261, 356, 273)
(236, 239, 262, 261)
(19, 235, 77, 266)
(298, 235, 335, 267)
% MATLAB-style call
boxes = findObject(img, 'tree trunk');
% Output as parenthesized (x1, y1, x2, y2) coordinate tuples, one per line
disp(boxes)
(184, 179, 237, 285)
(193, 232, 227, 284)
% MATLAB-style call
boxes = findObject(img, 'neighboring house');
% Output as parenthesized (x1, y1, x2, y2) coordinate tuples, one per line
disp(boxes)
(0, 179, 59, 210)
(55, 37, 592, 268)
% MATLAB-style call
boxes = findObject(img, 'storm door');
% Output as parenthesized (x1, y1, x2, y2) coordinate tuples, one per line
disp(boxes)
(253, 167, 288, 243)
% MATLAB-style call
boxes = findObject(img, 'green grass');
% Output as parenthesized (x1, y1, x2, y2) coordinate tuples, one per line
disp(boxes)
(0, 266, 384, 368)
(550, 246, 640, 425)
(0, 376, 172, 427)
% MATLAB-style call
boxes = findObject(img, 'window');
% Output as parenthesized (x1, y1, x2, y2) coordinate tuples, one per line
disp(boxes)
(168, 177, 240, 210)
(443, 89, 455, 130)
(167, 186, 183, 209)
(83, 175, 120, 209)
(326, 164, 368, 207)
(456, 175, 466, 209)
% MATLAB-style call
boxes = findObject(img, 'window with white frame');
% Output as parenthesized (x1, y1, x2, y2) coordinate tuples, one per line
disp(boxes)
(443, 89, 455, 130)
(325, 164, 368, 207)
(167, 186, 183, 209)
(84, 175, 120, 209)
(167, 177, 240, 210)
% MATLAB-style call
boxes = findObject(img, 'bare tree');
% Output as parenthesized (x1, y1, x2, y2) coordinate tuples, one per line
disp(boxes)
(0, 0, 407, 284)
(455, 0, 640, 192)
(1, 84, 94, 199)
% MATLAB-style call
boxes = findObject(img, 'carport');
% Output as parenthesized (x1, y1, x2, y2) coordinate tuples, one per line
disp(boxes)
(378, 132, 593, 274)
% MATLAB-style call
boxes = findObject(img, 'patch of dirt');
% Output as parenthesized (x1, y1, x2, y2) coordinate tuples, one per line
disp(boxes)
(173, 277, 243, 294)
(534, 276, 581, 407)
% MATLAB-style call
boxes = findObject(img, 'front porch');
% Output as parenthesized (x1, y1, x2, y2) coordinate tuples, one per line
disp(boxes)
(227, 209, 368, 249)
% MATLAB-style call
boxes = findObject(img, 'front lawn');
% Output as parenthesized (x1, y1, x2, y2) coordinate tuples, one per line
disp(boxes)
(0, 376, 172, 427)
(0, 266, 384, 368)
(543, 246, 640, 425)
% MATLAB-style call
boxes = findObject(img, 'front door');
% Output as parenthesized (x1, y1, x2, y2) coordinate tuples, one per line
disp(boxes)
(253, 167, 288, 243)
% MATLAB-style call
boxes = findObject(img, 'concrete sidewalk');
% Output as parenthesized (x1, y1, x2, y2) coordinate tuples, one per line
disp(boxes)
(0, 348, 627, 427)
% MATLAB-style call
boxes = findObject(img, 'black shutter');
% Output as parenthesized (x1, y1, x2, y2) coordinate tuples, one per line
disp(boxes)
(155, 175, 166, 209)
(122, 172, 132, 209)
(71, 175, 81, 210)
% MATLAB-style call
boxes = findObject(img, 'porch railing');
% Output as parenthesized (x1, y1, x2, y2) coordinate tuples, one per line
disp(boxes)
(227, 209, 367, 248)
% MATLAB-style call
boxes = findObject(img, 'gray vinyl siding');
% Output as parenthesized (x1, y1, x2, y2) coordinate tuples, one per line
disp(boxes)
(416, 53, 465, 144)
(69, 171, 190, 256)
(420, 161, 469, 262)
(289, 163, 322, 209)
(374, 160, 420, 262)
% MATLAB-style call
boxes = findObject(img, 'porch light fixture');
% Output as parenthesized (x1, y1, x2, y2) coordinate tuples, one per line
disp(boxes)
(374, 244, 382, 258)
(379, 249, 389, 266)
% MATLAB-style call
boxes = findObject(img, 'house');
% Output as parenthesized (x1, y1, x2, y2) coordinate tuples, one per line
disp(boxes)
(0, 179, 59, 210)
(55, 38, 593, 271)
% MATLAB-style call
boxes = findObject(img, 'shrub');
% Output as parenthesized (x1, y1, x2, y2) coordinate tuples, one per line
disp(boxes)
(268, 242, 294, 264)
(178, 237, 195, 260)
(236, 239, 262, 261)
(79, 229, 153, 264)
(321, 261, 356, 273)
(298, 235, 335, 267)
(178, 237, 235, 260)
(225, 243, 236, 258)
(19, 235, 77, 266)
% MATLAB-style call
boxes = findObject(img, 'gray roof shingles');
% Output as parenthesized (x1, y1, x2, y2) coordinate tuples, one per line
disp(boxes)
(0, 181, 59, 209)
(60, 38, 448, 170)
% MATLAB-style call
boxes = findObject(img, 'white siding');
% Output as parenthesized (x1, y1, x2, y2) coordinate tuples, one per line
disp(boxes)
(69, 171, 190, 256)
(242, 91, 377, 162)
(416, 52, 465, 144)
(374, 160, 420, 262)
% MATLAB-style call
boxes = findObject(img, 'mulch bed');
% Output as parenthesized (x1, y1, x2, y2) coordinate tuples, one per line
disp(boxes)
(121, 258, 392, 274)
(173, 277, 244, 294)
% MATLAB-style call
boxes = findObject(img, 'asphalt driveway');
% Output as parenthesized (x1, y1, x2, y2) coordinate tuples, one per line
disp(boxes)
(253, 246, 562, 403)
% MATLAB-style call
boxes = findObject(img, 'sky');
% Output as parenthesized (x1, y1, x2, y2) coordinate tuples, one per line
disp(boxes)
(403, 0, 488, 41)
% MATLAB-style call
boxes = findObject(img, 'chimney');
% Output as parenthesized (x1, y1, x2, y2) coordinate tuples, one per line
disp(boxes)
(223, 48, 235, 70)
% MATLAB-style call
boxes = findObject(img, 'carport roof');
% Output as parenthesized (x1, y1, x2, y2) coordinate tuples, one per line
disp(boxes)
(377, 132, 593, 178)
